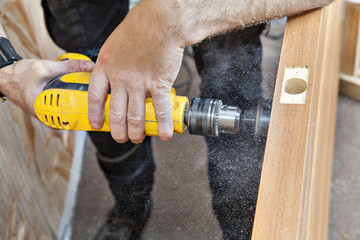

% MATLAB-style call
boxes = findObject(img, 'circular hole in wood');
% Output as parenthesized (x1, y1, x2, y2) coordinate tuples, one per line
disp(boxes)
(284, 78, 308, 95)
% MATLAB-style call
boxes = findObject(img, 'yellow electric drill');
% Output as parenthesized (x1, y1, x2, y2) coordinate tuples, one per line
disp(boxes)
(34, 53, 270, 138)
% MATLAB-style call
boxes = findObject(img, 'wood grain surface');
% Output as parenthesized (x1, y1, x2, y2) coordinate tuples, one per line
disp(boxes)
(252, 0, 342, 239)
(0, 0, 75, 239)
(341, 1, 360, 76)
(340, 1, 360, 101)
(340, 79, 360, 100)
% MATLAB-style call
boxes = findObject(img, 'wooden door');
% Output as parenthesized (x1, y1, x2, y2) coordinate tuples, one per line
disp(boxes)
(252, 0, 343, 239)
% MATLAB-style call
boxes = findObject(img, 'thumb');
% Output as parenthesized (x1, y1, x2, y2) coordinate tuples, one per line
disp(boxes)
(44, 59, 94, 79)
(29, 59, 94, 114)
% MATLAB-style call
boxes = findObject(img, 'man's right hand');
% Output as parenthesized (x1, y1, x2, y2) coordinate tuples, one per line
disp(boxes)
(0, 58, 94, 116)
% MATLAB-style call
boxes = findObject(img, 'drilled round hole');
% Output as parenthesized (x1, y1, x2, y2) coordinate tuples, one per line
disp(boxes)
(284, 78, 308, 95)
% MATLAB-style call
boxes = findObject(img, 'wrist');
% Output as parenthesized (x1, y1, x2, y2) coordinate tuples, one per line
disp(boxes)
(139, 0, 232, 47)
(129, 0, 199, 48)
(0, 37, 23, 101)
(0, 63, 15, 100)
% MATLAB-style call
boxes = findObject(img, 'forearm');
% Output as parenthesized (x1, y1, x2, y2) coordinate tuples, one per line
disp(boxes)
(0, 22, 12, 97)
(0, 23, 7, 38)
(138, 0, 334, 46)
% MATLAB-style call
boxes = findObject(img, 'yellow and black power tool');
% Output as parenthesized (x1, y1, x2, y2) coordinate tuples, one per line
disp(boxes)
(34, 53, 270, 138)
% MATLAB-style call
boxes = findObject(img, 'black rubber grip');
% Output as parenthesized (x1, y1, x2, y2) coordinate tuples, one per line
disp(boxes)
(0, 37, 22, 61)
(43, 75, 111, 94)
(44, 75, 89, 92)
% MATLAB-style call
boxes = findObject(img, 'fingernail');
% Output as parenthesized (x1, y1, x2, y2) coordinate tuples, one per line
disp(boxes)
(115, 138, 128, 144)
(91, 122, 101, 129)
(132, 137, 145, 144)
(81, 60, 94, 71)
(160, 136, 171, 142)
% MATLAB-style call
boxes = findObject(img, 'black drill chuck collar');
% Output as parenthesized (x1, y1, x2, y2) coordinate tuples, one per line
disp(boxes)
(0, 37, 22, 69)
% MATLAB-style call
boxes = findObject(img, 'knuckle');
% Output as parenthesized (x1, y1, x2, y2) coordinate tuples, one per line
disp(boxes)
(88, 90, 103, 104)
(31, 61, 48, 78)
(31, 60, 43, 70)
(127, 83, 140, 93)
(108, 72, 119, 82)
(109, 111, 126, 124)
(97, 51, 110, 65)
(109, 74, 125, 87)
(127, 116, 144, 126)
(88, 111, 103, 124)
(155, 110, 169, 122)
(79, 60, 94, 72)
(150, 80, 172, 94)
(65, 61, 79, 73)
(88, 110, 102, 119)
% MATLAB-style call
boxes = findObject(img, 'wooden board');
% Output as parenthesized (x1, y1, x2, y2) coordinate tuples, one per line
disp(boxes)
(340, 1, 360, 101)
(341, 1, 360, 76)
(340, 79, 360, 100)
(252, 0, 342, 239)
(0, 0, 76, 239)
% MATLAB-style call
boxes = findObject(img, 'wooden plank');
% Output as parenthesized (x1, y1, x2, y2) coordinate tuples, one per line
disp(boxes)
(0, 0, 77, 239)
(252, 0, 342, 239)
(341, 1, 360, 76)
(340, 1, 360, 100)
(340, 79, 360, 100)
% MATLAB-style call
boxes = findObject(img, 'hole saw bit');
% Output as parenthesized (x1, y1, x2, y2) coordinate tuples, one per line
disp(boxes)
(186, 98, 271, 138)
(34, 53, 271, 138)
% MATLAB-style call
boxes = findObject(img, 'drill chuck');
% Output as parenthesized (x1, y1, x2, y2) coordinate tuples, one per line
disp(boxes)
(186, 98, 241, 136)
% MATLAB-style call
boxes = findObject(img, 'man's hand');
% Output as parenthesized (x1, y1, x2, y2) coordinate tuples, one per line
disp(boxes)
(0, 59, 94, 116)
(88, 1, 184, 144)
(88, 0, 335, 144)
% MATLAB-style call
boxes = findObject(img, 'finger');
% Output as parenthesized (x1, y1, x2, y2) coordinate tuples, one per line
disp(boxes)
(109, 88, 128, 143)
(151, 90, 173, 141)
(45, 59, 94, 78)
(88, 69, 109, 129)
(127, 91, 146, 144)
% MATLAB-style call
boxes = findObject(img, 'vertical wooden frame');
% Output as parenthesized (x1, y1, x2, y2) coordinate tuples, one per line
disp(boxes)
(341, 1, 360, 76)
(252, 0, 342, 239)
(340, 1, 360, 100)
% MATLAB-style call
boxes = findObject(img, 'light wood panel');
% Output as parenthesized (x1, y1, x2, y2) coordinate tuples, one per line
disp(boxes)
(252, 0, 342, 239)
(341, 1, 360, 76)
(340, 79, 360, 100)
(340, 1, 360, 101)
(0, 0, 76, 239)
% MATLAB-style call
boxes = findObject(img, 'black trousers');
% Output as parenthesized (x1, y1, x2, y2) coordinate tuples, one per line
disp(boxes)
(42, 1, 266, 239)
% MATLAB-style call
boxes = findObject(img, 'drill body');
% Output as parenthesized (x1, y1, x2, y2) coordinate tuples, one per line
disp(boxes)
(34, 71, 189, 136)
(34, 53, 270, 138)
